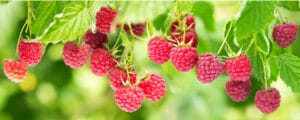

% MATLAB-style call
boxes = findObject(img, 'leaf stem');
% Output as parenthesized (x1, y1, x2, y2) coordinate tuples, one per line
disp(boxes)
(217, 1, 241, 55)
(245, 36, 255, 54)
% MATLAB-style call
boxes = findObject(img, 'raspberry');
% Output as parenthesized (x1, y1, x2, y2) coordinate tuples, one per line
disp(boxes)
(90, 48, 116, 76)
(196, 53, 224, 83)
(3, 59, 27, 83)
(225, 80, 251, 102)
(171, 14, 195, 33)
(109, 67, 137, 90)
(114, 86, 144, 112)
(169, 46, 198, 72)
(225, 54, 251, 81)
(84, 29, 108, 50)
(171, 30, 198, 47)
(139, 74, 166, 102)
(255, 88, 281, 114)
(124, 23, 147, 36)
(148, 37, 173, 64)
(272, 23, 298, 48)
(96, 7, 118, 34)
(62, 42, 89, 68)
(18, 40, 43, 66)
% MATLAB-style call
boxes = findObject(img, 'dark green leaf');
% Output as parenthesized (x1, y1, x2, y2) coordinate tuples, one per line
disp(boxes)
(235, 1, 276, 40)
(277, 53, 300, 92)
(191, 1, 215, 32)
(40, 2, 93, 43)
(115, 1, 171, 23)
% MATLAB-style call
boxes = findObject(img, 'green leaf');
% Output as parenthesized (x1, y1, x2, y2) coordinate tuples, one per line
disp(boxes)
(115, 1, 171, 23)
(268, 56, 278, 82)
(249, 47, 265, 82)
(191, 1, 215, 32)
(31, 1, 68, 36)
(235, 1, 276, 40)
(177, 1, 193, 12)
(277, 53, 300, 92)
(40, 2, 93, 43)
(279, 1, 300, 11)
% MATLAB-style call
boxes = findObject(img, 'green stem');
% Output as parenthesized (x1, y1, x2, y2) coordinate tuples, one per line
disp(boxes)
(27, 0, 31, 37)
(217, 1, 241, 55)
(245, 36, 255, 54)
(275, 8, 285, 24)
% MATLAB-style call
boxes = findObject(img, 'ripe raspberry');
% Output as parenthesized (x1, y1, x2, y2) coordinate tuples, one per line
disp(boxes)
(84, 29, 108, 50)
(109, 67, 137, 90)
(90, 48, 116, 76)
(139, 74, 166, 102)
(170, 14, 195, 33)
(18, 40, 43, 66)
(148, 37, 173, 64)
(225, 80, 251, 102)
(3, 59, 27, 83)
(273, 23, 298, 48)
(96, 7, 118, 34)
(171, 30, 198, 47)
(169, 46, 198, 72)
(196, 53, 224, 83)
(255, 88, 281, 114)
(124, 23, 147, 36)
(114, 86, 144, 112)
(225, 54, 251, 81)
(62, 42, 89, 68)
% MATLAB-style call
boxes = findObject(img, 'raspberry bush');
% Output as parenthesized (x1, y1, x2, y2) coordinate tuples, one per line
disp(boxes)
(1, 1, 300, 119)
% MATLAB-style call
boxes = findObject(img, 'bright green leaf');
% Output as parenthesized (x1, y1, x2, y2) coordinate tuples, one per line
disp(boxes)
(279, 1, 300, 11)
(31, 1, 68, 36)
(40, 2, 93, 43)
(191, 1, 215, 32)
(115, 1, 171, 23)
(235, 1, 276, 40)
(277, 53, 300, 92)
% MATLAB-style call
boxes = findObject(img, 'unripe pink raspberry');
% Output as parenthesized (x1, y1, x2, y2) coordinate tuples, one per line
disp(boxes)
(3, 59, 27, 83)
(148, 37, 173, 64)
(255, 88, 281, 114)
(114, 86, 144, 112)
(225, 80, 251, 102)
(196, 53, 224, 83)
(139, 73, 166, 102)
(225, 54, 251, 81)
(273, 23, 298, 48)
(18, 40, 43, 66)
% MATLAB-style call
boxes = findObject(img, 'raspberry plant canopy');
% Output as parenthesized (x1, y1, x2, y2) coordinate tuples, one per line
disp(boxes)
(1, 0, 300, 115)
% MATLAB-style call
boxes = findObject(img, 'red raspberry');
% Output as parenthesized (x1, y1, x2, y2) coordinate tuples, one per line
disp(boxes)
(84, 29, 108, 50)
(255, 88, 281, 114)
(225, 80, 251, 102)
(109, 67, 137, 90)
(3, 59, 27, 83)
(171, 30, 198, 47)
(124, 23, 147, 36)
(62, 42, 89, 68)
(114, 86, 144, 112)
(272, 23, 298, 48)
(169, 46, 198, 72)
(18, 40, 43, 66)
(90, 48, 116, 76)
(171, 14, 195, 33)
(96, 7, 118, 34)
(139, 74, 166, 102)
(225, 54, 251, 81)
(196, 53, 224, 83)
(148, 37, 173, 64)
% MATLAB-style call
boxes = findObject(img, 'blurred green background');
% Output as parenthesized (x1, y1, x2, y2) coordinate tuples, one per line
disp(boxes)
(1, 1, 300, 120)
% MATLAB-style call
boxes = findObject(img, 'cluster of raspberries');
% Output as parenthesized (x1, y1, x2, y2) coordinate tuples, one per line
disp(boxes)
(4, 5, 299, 114)
(63, 6, 165, 113)
(147, 13, 294, 114)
